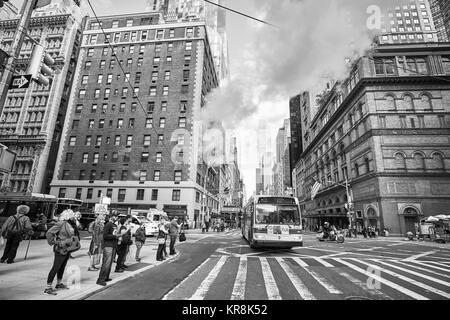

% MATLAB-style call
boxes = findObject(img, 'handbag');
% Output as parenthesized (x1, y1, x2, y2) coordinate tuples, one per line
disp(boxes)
(179, 232, 186, 242)
(54, 222, 81, 255)
(157, 237, 166, 245)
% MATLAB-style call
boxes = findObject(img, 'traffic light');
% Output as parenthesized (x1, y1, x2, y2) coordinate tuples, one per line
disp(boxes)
(26, 45, 55, 86)
(0, 1, 10, 8)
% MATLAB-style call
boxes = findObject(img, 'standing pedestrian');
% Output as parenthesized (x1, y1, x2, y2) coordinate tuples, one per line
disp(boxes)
(44, 209, 80, 295)
(169, 216, 180, 255)
(134, 222, 145, 262)
(1, 205, 33, 264)
(96, 212, 119, 286)
(115, 217, 130, 273)
(88, 214, 105, 271)
(156, 218, 169, 261)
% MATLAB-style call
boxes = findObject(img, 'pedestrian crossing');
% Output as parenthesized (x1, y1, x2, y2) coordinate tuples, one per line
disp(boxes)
(163, 256, 450, 300)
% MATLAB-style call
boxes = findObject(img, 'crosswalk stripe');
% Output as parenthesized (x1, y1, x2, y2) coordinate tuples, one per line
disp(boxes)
(335, 258, 429, 300)
(275, 258, 316, 300)
(293, 258, 342, 294)
(374, 260, 450, 286)
(335, 270, 392, 300)
(410, 260, 450, 273)
(260, 258, 281, 300)
(354, 259, 450, 299)
(392, 260, 450, 279)
(425, 260, 450, 268)
(189, 256, 228, 300)
(314, 257, 334, 267)
(230, 256, 247, 300)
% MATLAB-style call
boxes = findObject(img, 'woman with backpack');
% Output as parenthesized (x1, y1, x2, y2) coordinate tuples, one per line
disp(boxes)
(156, 218, 169, 261)
(87, 214, 105, 271)
(44, 209, 80, 295)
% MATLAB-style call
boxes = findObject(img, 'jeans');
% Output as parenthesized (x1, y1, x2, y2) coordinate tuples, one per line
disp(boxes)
(156, 244, 165, 260)
(135, 241, 143, 260)
(115, 245, 127, 270)
(47, 251, 70, 284)
(98, 247, 114, 282)
(1, 233, 21, 263)
(169, 235, 177, 255)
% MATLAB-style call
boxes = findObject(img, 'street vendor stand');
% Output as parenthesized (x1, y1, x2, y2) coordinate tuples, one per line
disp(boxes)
(419, 215, 450, 243)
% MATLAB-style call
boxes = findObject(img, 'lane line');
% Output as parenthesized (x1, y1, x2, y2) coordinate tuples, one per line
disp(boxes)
(373, 259, 450, 287)
(335, 270, 392, 300)
(409, 260, 450, 273)
(230, 256, 247, 300)
(314, 257, 334, 267)
(260, 257, 281, 300)
(354, 259, 450, 299)
(334, 258, 428, 300)
(189, 256, 228, 300)
(419, 260, 450, 270)
(392, 260, 450, 279)
(275, 258, 315, 300)
(293, 258, 342, 294)
(403, 251, 435, 262)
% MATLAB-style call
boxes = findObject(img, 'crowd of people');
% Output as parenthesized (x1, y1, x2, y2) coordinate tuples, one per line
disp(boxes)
(0, 205, 183, 296)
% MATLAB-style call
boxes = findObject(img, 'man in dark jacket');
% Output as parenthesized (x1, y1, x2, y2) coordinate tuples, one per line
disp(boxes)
(1, 205, 33, 264)
(96, 212, 118, 286)
(169, 216, 180, 255)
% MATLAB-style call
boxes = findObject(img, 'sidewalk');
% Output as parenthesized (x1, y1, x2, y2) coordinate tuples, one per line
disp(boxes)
(0, 235, 180, 300)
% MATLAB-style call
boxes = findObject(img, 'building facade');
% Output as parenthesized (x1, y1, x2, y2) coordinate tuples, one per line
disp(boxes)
(293, 43, 450, 236)
(430, 0, 450, 42)
(0, 1, 86, 193)
(49, 12, 220, 227)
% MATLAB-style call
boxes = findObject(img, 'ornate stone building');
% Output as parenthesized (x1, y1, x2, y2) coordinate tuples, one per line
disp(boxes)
(293, 42, 450, 236)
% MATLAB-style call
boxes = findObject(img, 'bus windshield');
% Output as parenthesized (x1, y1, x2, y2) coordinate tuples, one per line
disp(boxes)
(255, 204, 301, 225)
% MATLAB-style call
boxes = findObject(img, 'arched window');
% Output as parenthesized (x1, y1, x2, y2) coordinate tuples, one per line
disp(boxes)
(30, 112, 36, 122)
(385, 95, 396, 110)
(431, 152, 445, 170)
(413, 152, 425, 170)
(403, 94, 414, 110)
(420, 94, 432, 110)
(395, 152, 406, 170)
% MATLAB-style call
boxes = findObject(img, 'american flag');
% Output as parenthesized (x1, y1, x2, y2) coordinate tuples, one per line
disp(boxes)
(311, 180, 322, 200)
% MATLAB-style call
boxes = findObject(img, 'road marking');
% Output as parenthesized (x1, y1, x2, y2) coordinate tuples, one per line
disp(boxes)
(386, 242, 407, 247)
(409, 260, 450, 273)
(275, 258, 315, 300)
(313, 257, 334, 267)
(354, 259, 450, 299)
(393, 260, 450, 279)
(293, 258, 342, 294)
(260, 257, 281, 300)
(335, 270, 392, 300)
(334, 258, 429, 300)
(403, 251, 435, 262)
(373, 259, 450, 287)
(189, 256, 228, 300)
(194, 235, 211, 242)
(230, 256, 247, 300)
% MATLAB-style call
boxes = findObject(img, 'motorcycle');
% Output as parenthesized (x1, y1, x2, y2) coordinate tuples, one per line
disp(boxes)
(317, 230, 345, 243)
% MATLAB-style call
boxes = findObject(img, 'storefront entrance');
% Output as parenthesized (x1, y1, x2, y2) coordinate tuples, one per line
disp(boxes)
(402, 207, 420, 235)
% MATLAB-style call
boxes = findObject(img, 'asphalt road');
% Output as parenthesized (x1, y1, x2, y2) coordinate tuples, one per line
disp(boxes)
(87, 230, 450, 300)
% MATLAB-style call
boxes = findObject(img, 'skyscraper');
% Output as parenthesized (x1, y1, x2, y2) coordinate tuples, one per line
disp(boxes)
(0, 1, 87, 193)
(430, 0, 450, 42)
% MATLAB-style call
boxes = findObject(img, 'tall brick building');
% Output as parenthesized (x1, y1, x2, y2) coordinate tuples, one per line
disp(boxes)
(0, 1, 86, 193)
(49, 12, 220, 225)
(292, 43, 450, 236)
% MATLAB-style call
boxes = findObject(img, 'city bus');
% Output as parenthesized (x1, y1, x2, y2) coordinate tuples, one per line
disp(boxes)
(54, 198, 84, 216)
(242, 195, 303, 249)
(0, 192, 57, 227)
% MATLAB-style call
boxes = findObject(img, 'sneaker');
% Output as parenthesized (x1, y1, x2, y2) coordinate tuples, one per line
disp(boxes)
(105, 278, 113, 282)
(44, 288, 57, 295)
(115, 269, 124, 273)
(88, 267, 98, 271)
(55, 283, 69, 290)
(6, 261, 14, 264)
(96, 280, 107, 286)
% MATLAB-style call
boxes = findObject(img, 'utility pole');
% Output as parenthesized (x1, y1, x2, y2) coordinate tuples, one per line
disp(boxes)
(0, 0, 38, 115)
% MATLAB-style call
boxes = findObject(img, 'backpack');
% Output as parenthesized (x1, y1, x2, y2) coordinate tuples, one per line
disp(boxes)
(120, 228, 132, 246)
(6, 216, 24, 239)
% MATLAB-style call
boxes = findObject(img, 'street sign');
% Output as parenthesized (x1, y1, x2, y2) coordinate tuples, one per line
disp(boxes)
(10, 74, 32, 89)
(94, 203, 108, 215)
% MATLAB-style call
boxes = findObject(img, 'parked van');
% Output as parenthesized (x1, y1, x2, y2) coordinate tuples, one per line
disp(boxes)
(130, 209, 167, 236)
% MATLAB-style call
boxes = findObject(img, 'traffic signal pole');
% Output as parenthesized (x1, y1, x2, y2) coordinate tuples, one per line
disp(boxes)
(0, 0, 38, 115)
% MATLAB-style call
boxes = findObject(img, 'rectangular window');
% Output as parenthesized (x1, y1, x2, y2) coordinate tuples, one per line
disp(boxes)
(186, 27, 193, 38)
(166, 56, 172, 64)
(161, 101, 167, 112)
(151, 189, 158, 201)
(143, 135, 151, 146)
(156, 30, 163, 39)
(117, 119, 123, 129)
(180, 101, 187, 112)
(72, 120, 79, 129)
(87, 188, 93, 199)
(65, 153, 73, 162)
(400, 115, 407, 128)
(183, 70, 190, 81)
(62, 170, 70, 180)
(153, 57, 160, 64)
(172, 190, 181, 201)
(164, 71, 170, 80)
(178, 117, 186, 128)
(151, 71, 158, 82)
(184, 55, 191, 65)
(181, 85, 189, 94)
(119, 103, 125, 112)
(129, 118, 135, 128)
(156, 152, 162, 162)
(112, 152, 118, 163)
(115, 135, 121, 146)
(126, 19, 133, 27)
(163, 86, 169, 96)
(75, 104, 83, 113)
(121, 170, 128, 181)
(87, 48, 94, 57)
(174, 170, 182, 182)
(69, 136, 76, 146)
(93, 153, 99, 164)
(149, 87, 157, 96)
(58, 188, 67, 198)
(79, 89, 86, 99)
(81, 75, 88, 85)
(90, 170, 96, 180)
(159, 118, 166, 128)
(84, 61, 91, 69)
(104, 88, 110, 99)
(99, 60, 105, 69)
(85, 136, 92, 146)
(135, 72, 141, 84)
(136, 189, 145, 200)
(109, 170, 116, 181)
(185, 41, 192, 51)
(126, 135, 133, 146)
(118, 189, 126, 202)
(146, 118, 153, 128)
(139, 170, 147, 182)
(137, 57, 143, 66)
(141, 152, 149, 162)
(122, 87, 128, 97)
(123, 152, 130, 162)
(96, 136, 102, 146)
(153, 170, 160, 181)
(94, 89, 100, 99)
(157, 134, 164, 145)
(169, 29, 175, 38)
(82, 153, 89, 163)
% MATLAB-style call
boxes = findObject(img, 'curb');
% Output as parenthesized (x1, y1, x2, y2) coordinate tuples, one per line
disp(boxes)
(70, 251, 181, 300)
